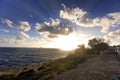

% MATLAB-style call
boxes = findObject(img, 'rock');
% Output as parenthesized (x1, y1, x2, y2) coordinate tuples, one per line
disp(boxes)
(15, 69, 35, 80)
(0, 74, 15, 80)
(37, 65, 48, 71)
(112, 73, 120, 80)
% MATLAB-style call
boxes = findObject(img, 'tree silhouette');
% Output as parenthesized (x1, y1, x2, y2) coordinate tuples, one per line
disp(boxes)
(88, 38, 109, 54)
(75, 44, 86, 54)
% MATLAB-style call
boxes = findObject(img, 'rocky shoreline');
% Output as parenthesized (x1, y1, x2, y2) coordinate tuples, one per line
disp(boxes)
(0, 62, 53, 80)
(0, 63, 43, 74)
(0, 54, 119, 80)
(0, 53, 88, 80)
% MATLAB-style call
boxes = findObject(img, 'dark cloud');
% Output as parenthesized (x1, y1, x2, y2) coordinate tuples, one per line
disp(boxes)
(35, 19, 73, 38)
(47, 34, 58, 38)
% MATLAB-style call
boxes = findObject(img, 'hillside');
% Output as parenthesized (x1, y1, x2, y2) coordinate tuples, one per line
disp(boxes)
(54, 54, 120, 80)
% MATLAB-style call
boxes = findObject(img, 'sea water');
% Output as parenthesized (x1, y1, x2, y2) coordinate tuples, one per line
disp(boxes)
(0, 48, 69, 68)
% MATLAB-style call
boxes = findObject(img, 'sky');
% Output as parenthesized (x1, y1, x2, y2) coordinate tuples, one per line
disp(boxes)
(0, 0, 120, 50)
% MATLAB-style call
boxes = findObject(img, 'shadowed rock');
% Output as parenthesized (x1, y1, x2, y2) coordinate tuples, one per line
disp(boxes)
(0, 74, 15, 80)
(15, 69, 35, 80)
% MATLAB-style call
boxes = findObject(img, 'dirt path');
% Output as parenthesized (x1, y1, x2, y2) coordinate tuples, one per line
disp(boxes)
(54, 54, 120, 80)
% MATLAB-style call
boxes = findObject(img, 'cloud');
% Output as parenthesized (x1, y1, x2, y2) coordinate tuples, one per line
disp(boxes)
(15, 31, 30, 43)
(60, 4, 87, 23)
(104, 29, 120, 46)
(31, 37, 40, 42)
(3, 19, 31, 31)
(19, 31, 30, 39)
(0, 37, 17, 47)
(35, 19, 73, 38)
(0, 31, 30, 44)
(104, 29, 120, 39)
(0, 31, 47, 47)
(19, 21, 31, 31)
(60, 4, 120, 33)
(0, 29, 10, 33)
(0, 37, 13, 43)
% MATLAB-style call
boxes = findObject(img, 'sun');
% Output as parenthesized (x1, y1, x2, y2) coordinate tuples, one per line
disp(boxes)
(44, 33, 80, 51)
(43, 32, 90, 51)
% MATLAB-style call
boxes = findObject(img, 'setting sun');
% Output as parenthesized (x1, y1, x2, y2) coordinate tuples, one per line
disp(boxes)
(43, 33, 89, 51)
(53, 34, 79, 51)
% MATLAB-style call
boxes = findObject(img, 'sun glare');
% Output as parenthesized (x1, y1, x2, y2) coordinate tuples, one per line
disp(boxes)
(52, 36, 78, 50)
(44, 33, 80, 51)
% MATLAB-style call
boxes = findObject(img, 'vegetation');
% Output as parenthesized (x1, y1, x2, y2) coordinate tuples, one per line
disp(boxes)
(88, 38, 109, 54)
(49, 53, 88, 74)
(0, 37, 117, 80)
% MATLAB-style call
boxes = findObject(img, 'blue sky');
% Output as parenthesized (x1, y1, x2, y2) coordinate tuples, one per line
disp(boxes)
(0, 0, 120, 50)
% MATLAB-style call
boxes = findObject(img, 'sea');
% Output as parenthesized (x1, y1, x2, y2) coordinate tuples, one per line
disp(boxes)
(0, 47, 69, 68)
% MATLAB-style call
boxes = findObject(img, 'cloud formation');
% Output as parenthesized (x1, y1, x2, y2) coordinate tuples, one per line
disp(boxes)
(35, 19, 73, 38)
(104, 29, 120, 39)
(103, 29, 120, 46)
(15, 31, 30, 43)
(0, 37, 14, 43)
(0, 29, 10, 33)
(60, 4, 120, 33)
(0, 36, 45, 47)
(3, 19, 31, 31)
(1, 4, 120, 47)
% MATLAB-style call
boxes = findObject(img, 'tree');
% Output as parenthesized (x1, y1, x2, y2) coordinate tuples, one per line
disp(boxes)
(75, 44, 86, 54)
(94, 42, 109, 51)
(88, 38, 104, 48)
(88, 38, 109, 54)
